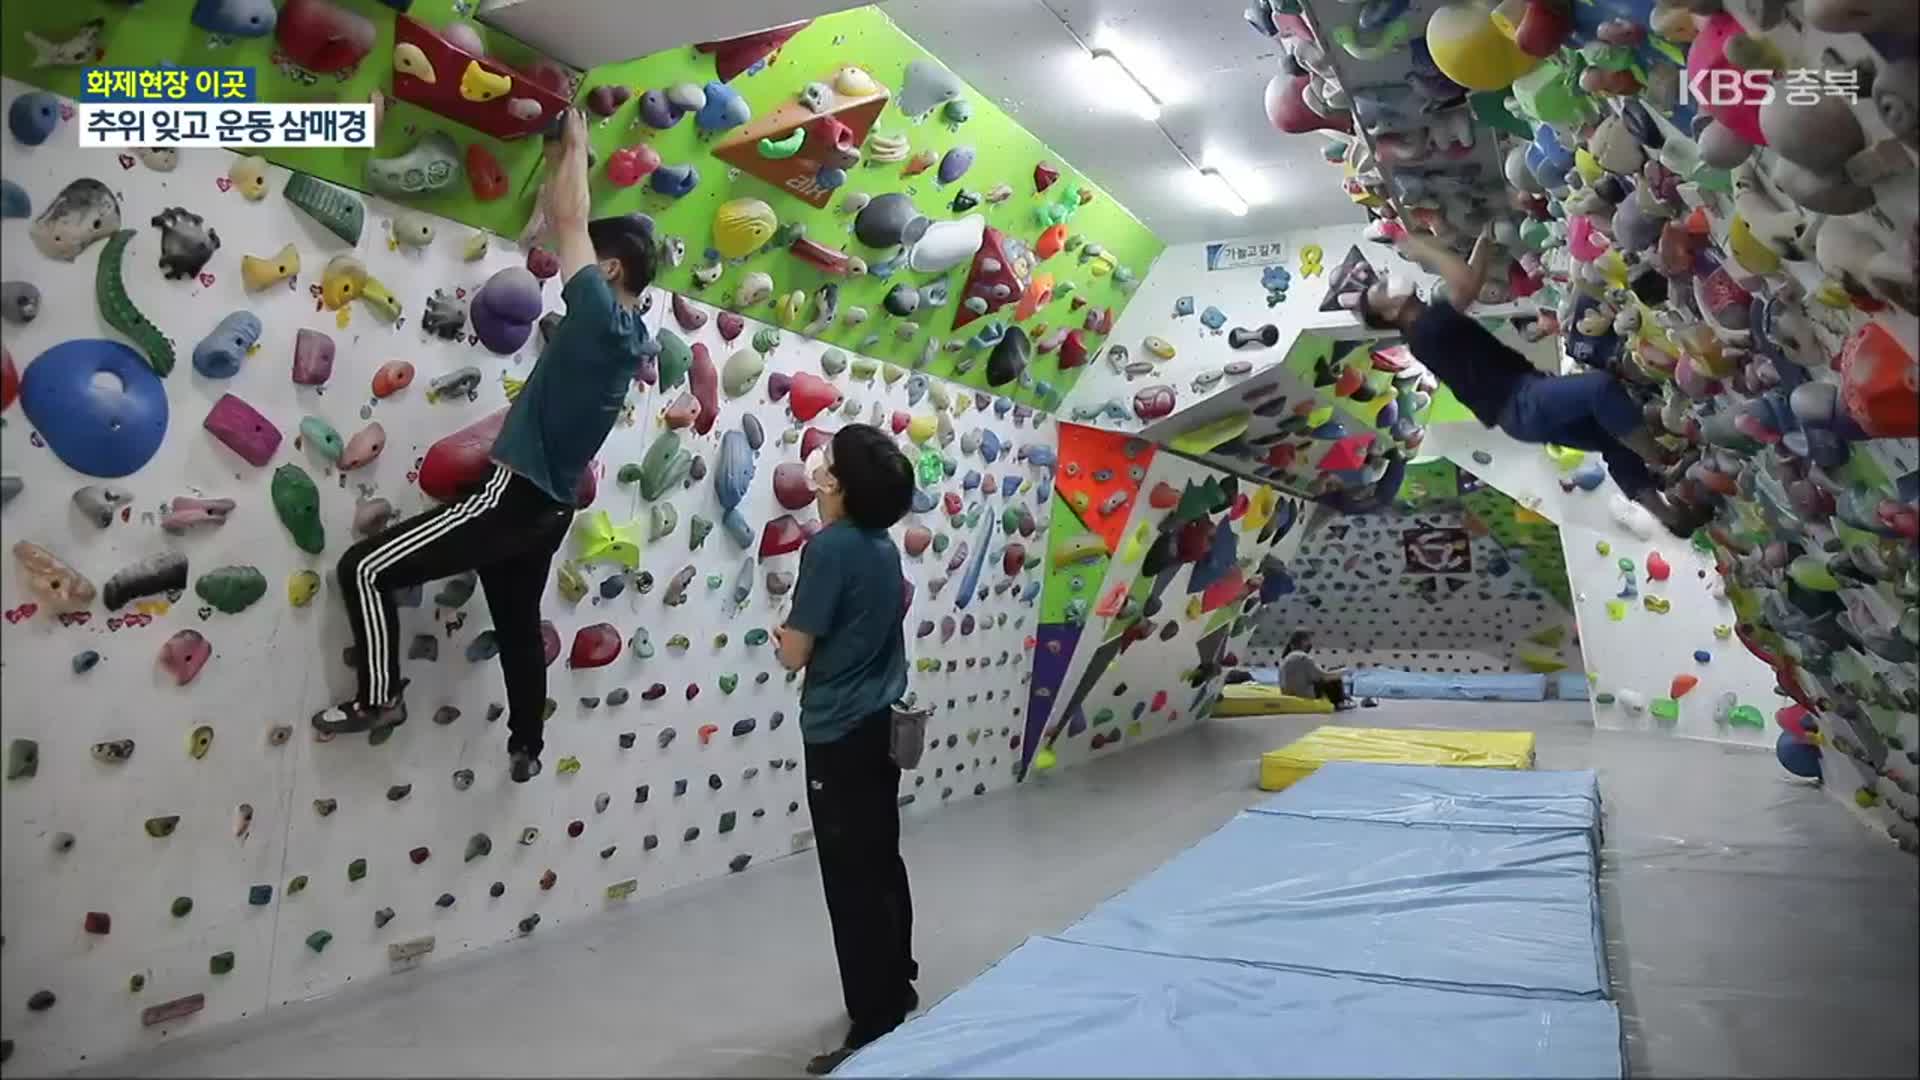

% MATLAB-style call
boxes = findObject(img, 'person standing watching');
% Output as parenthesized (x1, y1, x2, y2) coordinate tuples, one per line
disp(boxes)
(774, 424, 919, 1075)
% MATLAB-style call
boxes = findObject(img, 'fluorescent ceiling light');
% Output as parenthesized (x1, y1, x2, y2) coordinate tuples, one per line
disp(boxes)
(1089, 48, 1162, 122)
(1199, 168, 1249, 216)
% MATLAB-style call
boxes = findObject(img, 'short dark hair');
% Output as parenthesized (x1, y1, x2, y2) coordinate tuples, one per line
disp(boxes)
(1355, 287, 1397, 331)
(1286, 631, 1312, 653)
(587, 213, 658, 294)
(832, 423, 914, 530)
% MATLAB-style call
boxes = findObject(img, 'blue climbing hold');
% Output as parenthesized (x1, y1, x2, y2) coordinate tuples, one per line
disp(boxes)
(980, 429, 1002, 464)
(1200, 306, 1227, 330)
(650, 164, 699, 198)
(910, 488, 936, 514)
(1775, 731, 1821, 779)
(695, 81, 750, 133)
(21, 340, 170, 478)
(192, 311, 261, 379)
(1000, 475, 1020, 498)
(9, 92, 61, 146)
(1, 179, 29, 219)
(191, 0, 278, 37)
(1693, 649, 1711, 663)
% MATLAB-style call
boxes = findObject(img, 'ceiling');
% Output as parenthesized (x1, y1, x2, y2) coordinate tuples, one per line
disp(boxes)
(884, 0, 1367, 246)
(476, 0, 871, 69)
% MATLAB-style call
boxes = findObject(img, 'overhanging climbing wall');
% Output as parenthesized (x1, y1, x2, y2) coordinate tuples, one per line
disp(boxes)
(0, 93, 1054, 1072)
(1023, 427, 1311, 776)
(1248, 457, 1581, 677)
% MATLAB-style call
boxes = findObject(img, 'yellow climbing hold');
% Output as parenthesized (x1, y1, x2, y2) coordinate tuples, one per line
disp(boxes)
(1032, 747, 1058, 772)
(573, 510, 643, 569)
(1515, 645, 1566, 673)
(1544, 444, 1586, 471)
(459, 61, 512, 103)
(1243, 486, 1277, 533)
(1595, 540, 1611, 555)
(1168, 411, 1250, 455)
(321, 254, 365, 310)
(1606, 599, 1628, 621)
(1714, 624, 1732, 639)
(287, 570, 320, 607)
(1307, 405, 1333, 428)
(1121, 521, 1152, 562)
(241, 243, 300, 291)
(1051, 535, 1108, 568)
(393, 42, 435, 83)
(1643, 595, 1671, 614)
(907, 414, 937, 445)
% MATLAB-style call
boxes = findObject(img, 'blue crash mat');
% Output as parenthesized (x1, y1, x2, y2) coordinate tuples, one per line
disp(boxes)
(1253, 762, 1602, 842)
(1349, 668, 1550, 701)
(1055, 811, 1607, 998)
(837, 935, 1624, 1079)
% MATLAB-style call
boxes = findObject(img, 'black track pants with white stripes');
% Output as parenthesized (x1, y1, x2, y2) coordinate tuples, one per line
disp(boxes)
(336, 465, 573, 756)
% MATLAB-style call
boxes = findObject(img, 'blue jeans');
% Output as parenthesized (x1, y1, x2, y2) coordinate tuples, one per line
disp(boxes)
(1496, 372, 1655, 497)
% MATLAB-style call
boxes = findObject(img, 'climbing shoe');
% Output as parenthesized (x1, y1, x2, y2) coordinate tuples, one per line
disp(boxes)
(311, 696, 407, 736)
(510, 751, 543, 783)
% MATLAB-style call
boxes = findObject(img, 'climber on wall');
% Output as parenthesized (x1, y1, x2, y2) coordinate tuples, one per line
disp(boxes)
(1357, 227, 1713, 539)
(312, 109, 656, 784)
(772, 424, 920, 1075)
(1279, 631, 1354, 711)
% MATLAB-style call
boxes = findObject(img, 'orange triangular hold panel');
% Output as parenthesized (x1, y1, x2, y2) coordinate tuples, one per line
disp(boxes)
(1055, 422, 1155, 554)
(711, 75, 889, 209)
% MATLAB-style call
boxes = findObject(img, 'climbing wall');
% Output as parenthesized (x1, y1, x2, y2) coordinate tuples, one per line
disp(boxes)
(1022, 431, 1311, 777)
(1247, 458, 1581, 676)
(0, 2, 1163, 415)
(0, 99, 1050, 1073)
(1423, 421, 1790, 748)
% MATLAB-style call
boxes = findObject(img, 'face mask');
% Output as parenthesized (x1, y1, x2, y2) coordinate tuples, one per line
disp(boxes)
(1383, 273, 1417, 301)
(803, 446, 836, 493)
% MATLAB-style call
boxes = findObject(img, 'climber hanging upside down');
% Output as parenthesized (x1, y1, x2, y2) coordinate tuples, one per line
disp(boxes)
(312, 110, 657, 783)
(1356, 226, 1712, 539)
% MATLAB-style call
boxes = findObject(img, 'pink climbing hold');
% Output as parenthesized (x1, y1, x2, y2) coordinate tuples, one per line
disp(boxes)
(1647, 551, 1671, 581)
(159, 629, 211, 685)
(338, 422, 386, 470)
(1150, 689, 1168, 712)
(715, 310, 744, 342)
(671, 293, 707, 332)
(772, 463, 815, 510)
(689, 343, 719, 436)
(291, 329, 334, 385)
(800, 427, 832, 460)
(540, 619, 560, 667)
(1002, 542, 1025, 576)
(1132, 385, 1175, 421)
(203, 393, 283, 467)
(663, 391, 701, 430)
(569, 623, 621, 668)
(372, 360, 414, 398)
(903, 525, 932, 557)
(766, 371, 792, 401)
(890, 409, 910, 434)
(786, 372, 841, 423)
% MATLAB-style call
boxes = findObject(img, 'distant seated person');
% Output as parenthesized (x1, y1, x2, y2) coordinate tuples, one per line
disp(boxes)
(1280, 632, 1354, 712)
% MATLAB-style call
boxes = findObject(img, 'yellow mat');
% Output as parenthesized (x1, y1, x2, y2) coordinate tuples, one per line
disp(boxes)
(1213, 683, 1336, 717)
(1258, 726, 1537, 791)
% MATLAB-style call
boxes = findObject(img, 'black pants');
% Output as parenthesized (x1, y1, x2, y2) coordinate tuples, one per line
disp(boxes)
(336, 465, 571, 756)
(1316, 676, 1350, 707)
(804, 709, 917, 1042)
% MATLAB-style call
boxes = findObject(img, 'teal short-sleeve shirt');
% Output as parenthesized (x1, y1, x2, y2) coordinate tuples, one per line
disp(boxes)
(491, 266, 646, 505)
(786, 520, 908, 744)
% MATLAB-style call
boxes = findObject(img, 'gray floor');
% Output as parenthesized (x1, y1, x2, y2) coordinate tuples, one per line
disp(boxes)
(84, 702, 1918, 1078)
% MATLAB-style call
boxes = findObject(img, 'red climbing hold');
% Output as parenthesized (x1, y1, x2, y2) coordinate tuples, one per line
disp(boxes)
(1, 347, 17, 412)
(1670, 674, 1699, 698)
(698, 723, 719, 746)
(1647, 551, 1671, 581)
(890, 409, 910, 434)
(84, 911, 111, 935)
(1175, 518, 1211, 563)
(1035, 224, 1068, 260)
(685, 683, 699, 701)
(694, 19, 810, 82)
(570, 623, 620, 668)
(690, 343, 719, 435)
(759, 514, 808, 558)
(943, 492, 962, 516)
(1058, 330, 1088, 371)
(800, 426, 832, 460)
(466, 144, 508, 201)
(409, 846, 431, 864)
(772, 463, 815, 510)
(1147, 482, 1179, 509)
(540, 620, 560, 668)
(904, 525, 932, 557)
(1034, 161, 1059, 193)
(1002, 543, 1025, 576)
(1150, 690, 1168, 712)
(421, 409, 595, 504)
(1317, 432, 1375, 473)
(786, 372, 841, 423)
(277, 0, 376, 75)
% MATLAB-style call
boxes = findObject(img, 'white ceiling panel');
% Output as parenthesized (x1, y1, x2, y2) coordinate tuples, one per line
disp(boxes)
(476, 0, 871, 70)
(885, 0, 1365, 245)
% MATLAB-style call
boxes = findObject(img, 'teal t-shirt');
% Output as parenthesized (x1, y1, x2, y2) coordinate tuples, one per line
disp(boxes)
(491, 266, 646, 505)
(786, 520, 908, 744)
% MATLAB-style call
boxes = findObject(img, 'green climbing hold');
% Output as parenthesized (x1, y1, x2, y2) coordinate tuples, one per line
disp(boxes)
(305, 930, 333, 953)
(1617, 558, 1634, 572)
(6, 738, 38, 779)
(667, 633, 690, 651)
(932, 533, 950, 553)
(364, 131, 461, 197)
(272, 464, 325, 554)
(1594, 692, 1615, 705)
(171, 896, 193, 918)
(248, 884, 272, 905)
(706, 573, 723, 589)
(850, 358, 877, 380)
(300, 416, 343, 462)
(656, 329, 693, 389)
(347, 858, 367, 882)
(689, 514, 714, 549)
(713, 633, 729, 648)
(639, 431, 693, 500)
(649, 501, 678, 541)
(557, 755, 582, 774)
(718, 810, 737, 834)
(465, 833, 492, 861)
(718, 673, 738, 694)
(557, 562, 588, 604)
(1727, 704, 1765, 728)
(284, 173, 364, 245)
(724, 349, 765, 395)
(287, 875, 308, 894)
(1651, 697, 1680, 721)
(209, 951, 235, 975)
(195, 565, 267, 614)
(97, 230, 177, 375)
(744, 628, 769, 646)
(751, 327, 779, 355)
